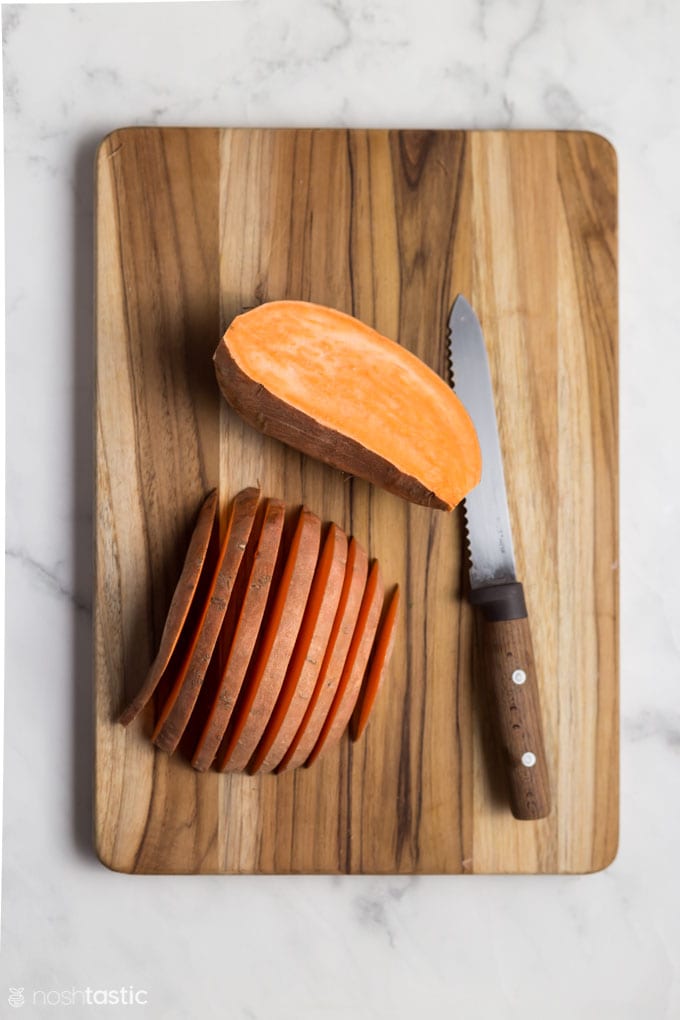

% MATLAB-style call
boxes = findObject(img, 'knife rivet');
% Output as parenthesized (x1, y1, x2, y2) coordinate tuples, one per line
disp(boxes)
(521, 751, 536, 768)
(512, 669, 526, 685)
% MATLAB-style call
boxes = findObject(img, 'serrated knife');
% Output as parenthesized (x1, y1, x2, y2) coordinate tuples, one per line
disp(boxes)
(449, 296, 550, 820)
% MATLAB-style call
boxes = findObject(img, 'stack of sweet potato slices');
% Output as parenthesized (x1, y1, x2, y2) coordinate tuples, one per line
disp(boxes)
(119, 488, 400, 774)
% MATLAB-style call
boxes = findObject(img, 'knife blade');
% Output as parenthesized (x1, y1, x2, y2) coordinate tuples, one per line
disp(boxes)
(449, 296, 550, 820)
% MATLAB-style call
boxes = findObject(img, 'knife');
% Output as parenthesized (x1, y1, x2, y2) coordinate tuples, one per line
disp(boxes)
(449, 296, 550, 820)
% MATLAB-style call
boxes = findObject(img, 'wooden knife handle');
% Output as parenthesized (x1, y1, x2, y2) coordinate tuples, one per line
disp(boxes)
(471, 582, 551, 821)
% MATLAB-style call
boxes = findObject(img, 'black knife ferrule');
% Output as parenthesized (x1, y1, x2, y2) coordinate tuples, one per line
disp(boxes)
(470, 581, 527, 621)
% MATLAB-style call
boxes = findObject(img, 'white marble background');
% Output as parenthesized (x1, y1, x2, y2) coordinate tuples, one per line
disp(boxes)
(3, 1, 679, 1017)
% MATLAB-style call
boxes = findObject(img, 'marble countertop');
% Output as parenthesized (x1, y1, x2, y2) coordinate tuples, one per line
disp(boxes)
(3, 2, 679, 1017)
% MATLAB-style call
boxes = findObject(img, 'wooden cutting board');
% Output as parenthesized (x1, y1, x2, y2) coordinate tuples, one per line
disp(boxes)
(94, 128, 618, 874)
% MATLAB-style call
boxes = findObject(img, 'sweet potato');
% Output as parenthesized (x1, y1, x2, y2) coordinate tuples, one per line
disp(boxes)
(191, 498, 285, 772)
(275, 537, 368, 774)
(213, 300, 481, 511)
(152, 487, 260, 755)
(120, 486, 401, 775)
(217, 506, 321, 772)
(118, 489, 218, 727)
(350, 585, 401, 742)
(249, 523, 348, 774)
(305, 559, 384, 766)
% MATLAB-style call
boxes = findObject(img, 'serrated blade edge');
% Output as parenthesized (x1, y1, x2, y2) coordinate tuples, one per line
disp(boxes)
(448, 296, 517, 587)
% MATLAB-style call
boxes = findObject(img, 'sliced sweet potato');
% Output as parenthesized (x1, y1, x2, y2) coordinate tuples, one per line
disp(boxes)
(350, 584, 401, 742)
(191, 498, 286, 772)
(275, 537, 368, 774)
(214, 300, 481, 511)
(217, 506, 321, 772)
(118, 489, 218, 727)
(249, 523, 348, 774)
(305, 559, 384, 767)
(152, 487, 260, 755)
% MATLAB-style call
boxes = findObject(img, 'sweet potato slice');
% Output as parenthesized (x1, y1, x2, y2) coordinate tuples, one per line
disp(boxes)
(249, 523, 348, 774)
(217, 506, 321, 772)
(214, 300, 481, 511)
(305, 559, 384, 767)
(350, 584, 401, 742)
(118, 489, 218, 728)
(191, 498, 286, 772)
(152, 487, 260, 755)
(275, 537, 368, 774)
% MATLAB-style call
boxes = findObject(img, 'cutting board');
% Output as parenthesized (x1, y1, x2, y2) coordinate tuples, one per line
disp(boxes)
(94, 128, 618, 874)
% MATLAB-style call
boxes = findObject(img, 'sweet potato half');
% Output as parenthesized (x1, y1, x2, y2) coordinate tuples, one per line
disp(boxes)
(214, 301, 481, 511)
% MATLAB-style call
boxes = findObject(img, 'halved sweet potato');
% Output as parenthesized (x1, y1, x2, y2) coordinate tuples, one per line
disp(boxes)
(350, 584, 401, 742)
(275, 537, 368, 774)
(152, 487, 260, 755)
(217, 506, 321, 772)
(191, 498, 286, 772)
(118, 489, 218, 728)
(214, 300, 481, 511)
(249, 523, 348, 774)
(305, 559, 384, 767)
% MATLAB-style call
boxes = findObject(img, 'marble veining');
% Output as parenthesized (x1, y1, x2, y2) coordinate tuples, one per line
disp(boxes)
(2, 1, 680, 1017)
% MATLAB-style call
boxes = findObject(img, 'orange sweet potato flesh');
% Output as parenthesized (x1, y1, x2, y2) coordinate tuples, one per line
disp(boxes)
(217, 506, 321, 772)
(191, 498, 285, 772)
(152, 487, 260, 755)
(350, 584, 401, 742)
(305, 559, 384, 766)
(214, 301, 481, 511)
(118, 489, 218, 728)
(249, 523, 348, 774)
(276, 537, 368, 774)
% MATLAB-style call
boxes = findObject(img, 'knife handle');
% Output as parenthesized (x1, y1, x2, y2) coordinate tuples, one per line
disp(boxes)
(471, 582, 551, 821)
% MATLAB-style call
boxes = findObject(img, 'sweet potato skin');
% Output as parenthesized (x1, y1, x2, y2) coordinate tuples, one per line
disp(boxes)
(250, 523, 348, 774)
(214, 343, 452, 511)
(152, 487, 260, 755)
(275, 537, 369, 773)
(350, 584, 401, 742)
(217, 507, 322, 773)
(305, 559, 384, 766)
(118, 489, 218, 728)
(191, 498, 286, 772)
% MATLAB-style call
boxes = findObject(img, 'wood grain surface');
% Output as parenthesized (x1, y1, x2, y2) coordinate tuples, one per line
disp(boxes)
(94, 128, 618, 874)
